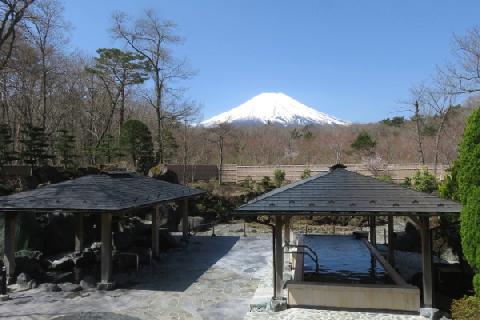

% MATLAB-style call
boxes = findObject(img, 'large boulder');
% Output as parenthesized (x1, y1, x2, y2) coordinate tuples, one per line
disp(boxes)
(15, 250, 47, 280)
(58, 282, 82, 292)
(80, 275, 96, 290)
(50, 256, 75, 271)
(148, 165, 179, 184)
(39, 283, 61, 292)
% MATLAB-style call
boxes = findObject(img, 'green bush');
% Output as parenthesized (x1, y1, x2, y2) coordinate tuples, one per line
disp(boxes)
(240, 176, 255, 190)
(301, 168, 311, 179)
(259, 176, 274, 192)
(460, 187, 480, 294)
(457, 107, 480, 295)
(376, 175, 393, 182)
(401, 176, 412, 188)
(451, 296, 480, 320)
(274, 169, 286, 187)
(439, 163, 459, 201)
(410, 167, 438, 193)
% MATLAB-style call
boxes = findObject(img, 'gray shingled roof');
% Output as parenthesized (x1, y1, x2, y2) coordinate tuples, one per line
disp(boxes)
(0, 172, 204, 213)
(235, 168, 461, 216)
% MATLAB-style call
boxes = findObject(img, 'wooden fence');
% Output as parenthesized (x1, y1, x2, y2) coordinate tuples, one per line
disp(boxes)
(0, 163, 449, 184)
(219, 163, 449, 184)
(165, 164, 218, 183)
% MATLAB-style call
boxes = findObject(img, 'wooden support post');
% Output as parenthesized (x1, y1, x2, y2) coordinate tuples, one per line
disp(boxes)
(152, 205, 160, 258)
(388, 215, 395, 266)
(74, 213, 85, 253)
(98, 212, 114, 290)
(283, 217, 291, 246)
(182, 198, 189, 240)
(369, 216, 377, 275)
(369, 216, 376, 247)
(420, 216, 433, 308)
(274, 216, 284, 298)
(3, 212, 17, 284)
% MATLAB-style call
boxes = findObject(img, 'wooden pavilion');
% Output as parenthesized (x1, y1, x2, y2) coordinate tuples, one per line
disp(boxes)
(0, 172, 204, 289)
(235, 165, 461, 309)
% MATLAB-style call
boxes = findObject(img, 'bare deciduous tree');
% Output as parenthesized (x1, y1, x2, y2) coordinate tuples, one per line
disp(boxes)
(22, 0, 68, 129)
(112, 10, 194, 163)
(0, 0, 34, 71)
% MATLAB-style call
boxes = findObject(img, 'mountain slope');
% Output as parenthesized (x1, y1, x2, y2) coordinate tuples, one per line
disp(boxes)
(201, 92, 350, 127)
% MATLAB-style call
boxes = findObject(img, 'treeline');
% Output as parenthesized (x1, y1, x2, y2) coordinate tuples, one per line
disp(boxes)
(1, 1, 480, 174)
(0, 0, 196, 171)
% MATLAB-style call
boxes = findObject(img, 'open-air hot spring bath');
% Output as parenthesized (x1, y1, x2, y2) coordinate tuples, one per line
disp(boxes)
(302, 235, 393, 285)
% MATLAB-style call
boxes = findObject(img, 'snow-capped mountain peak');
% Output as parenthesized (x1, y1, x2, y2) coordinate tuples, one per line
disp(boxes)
(201, 92, 349, 127)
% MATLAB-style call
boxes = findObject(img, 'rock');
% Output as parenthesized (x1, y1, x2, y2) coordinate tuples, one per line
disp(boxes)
(17, 272, 32, 290)
(73, 250, 96, 268)
(16, 273, 37, 290)
(16, 273, 31, 286)
(420, 307, 440, 319)
(58, 282, 82, 292)
(15, 250, 47, 280)
(51, 256, 75, 271)
(27, 279, 38, 289)
(39, 283, 61, 292)
(149, 164, 179, 184)
(80, 276, 96, 290)
(269, 297, 287, 312)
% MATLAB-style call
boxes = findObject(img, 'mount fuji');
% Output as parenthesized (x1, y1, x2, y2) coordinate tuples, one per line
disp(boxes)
(200, 92, 350, 127)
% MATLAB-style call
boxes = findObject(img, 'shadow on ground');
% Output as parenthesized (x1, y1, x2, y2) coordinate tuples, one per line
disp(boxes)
(130, 235, 240, 292)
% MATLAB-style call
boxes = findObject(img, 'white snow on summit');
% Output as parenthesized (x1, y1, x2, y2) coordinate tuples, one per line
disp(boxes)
(200, 92, 350, 127)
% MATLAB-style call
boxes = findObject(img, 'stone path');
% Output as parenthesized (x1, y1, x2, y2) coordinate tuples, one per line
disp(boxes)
(245, 308, 425, 320)
(0, 235, 271, 320)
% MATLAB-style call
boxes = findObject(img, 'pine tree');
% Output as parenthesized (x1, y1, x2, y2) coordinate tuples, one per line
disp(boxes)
(457, 106, 480, 295)
(0, 123, 17, 168)
(120, 120, 154, 174)
(55, 129, 77, 169)
(19, 125, 53, 169)
(351, 131, 376, 156)
(96, 134, 122, 164)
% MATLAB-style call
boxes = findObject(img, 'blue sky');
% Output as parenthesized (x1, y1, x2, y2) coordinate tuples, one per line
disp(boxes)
(63, 1, 480, 123)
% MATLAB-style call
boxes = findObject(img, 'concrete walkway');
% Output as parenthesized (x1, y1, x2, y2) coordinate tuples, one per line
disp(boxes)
(0, 235, 271, 320)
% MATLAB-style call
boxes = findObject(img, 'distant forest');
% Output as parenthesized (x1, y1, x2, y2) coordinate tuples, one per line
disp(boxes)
(182, 100, 477, 168)
(1, 1, 480, 174)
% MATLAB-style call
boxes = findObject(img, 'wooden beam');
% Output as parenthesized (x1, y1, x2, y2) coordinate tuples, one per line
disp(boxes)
(98, 212, 114, 290)
(283, 216, 291, 245)
(388, 215, 395, 266)
(407, 216, 422, 230)
(369, 216, 376, 247)
(152, 205, 160, 258)
(74, 213, 84, 253)
(419, 216, 433, 307)
(274, 216, 284, 298)
(182, 198, 189, 240)
(3, 212, 17, 284)
(362, 239, 408, 286)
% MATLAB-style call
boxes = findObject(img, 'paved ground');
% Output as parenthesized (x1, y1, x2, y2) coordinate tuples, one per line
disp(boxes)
(0, 222, 432, 320)
(0, 235, 271, 320)
(245, 309, 425, 320)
